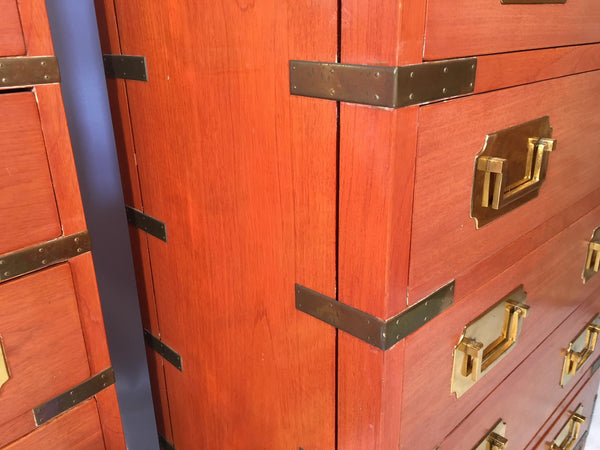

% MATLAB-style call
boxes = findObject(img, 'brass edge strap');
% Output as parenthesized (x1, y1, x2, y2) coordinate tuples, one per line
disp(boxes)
(0, 231, 91, 283)
(144, 329, 183, 371)
(159, 433, 176, 450)
(103, 55, 148, 81)
(33, 367, 115, 425)
(0, 56, 60, 88)
(289, 58, 476, 108)
(126, 206, 168, 242)
(295, 281, 454, 350)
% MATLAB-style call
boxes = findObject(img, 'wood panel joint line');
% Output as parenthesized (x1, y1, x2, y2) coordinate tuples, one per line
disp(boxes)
(32, 367, 115, 425)
(103, 54, 148, 81)
(295, 281, 454, 350)
(126, 206, 168, 242)
(144, 329, 183, 371)
(0, 231, 91, 283)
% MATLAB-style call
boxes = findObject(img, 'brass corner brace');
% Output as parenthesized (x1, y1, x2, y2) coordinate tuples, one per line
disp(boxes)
(295, 281, 454, 350)
(289, 58, 476, 108)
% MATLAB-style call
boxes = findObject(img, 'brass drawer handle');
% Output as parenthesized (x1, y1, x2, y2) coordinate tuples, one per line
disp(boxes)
(0, 337, 10, 391)
(582, 227, 600, 283)
(474, 420, 508, 450)
(452, 286, 529, 397)
(560, 315, 600, 387)
(471, 116, 556, 228)
(550, 405, 585, 450)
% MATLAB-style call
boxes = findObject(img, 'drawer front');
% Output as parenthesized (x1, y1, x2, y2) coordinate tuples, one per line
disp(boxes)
(0, 264, 91, 436)
(424, 1, 600, 59)
(0, 0, 25, 57)
(438, 288, 600, 449)
(400, 204, 600, 449)
(0, 92, 62, 254)
(410, 70, 600, 303)
(4, 399, 105, 449)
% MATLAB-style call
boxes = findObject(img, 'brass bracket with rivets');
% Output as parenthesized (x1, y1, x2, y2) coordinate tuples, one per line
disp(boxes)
(0, 56, 60, 89)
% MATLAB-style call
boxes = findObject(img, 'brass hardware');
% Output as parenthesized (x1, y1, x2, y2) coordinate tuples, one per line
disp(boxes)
(0, 337, 10, 391)
(289, 58, 477, 108)
(144, 329, 182, 371)
(560, 315, 600, 387)
(452, 286, 528, 397)
(103, 55, 148, 81)
(295, 281, 454, 350)
(0, 231, 91, 283)
(474, 420, 508, 450)
(471, 117, 556, 228)
(503, 0, 565, 3)
(582, 227, 600, 283)
(0, 56, 60, 89)
(33, 367, 115, 425)
(550, 405, 585, 450)
(126, 206, 168, 242)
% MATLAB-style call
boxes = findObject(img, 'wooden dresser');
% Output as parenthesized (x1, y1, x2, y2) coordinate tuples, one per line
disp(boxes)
(94, 0, 600, 448)
(0, 1, 125, 448)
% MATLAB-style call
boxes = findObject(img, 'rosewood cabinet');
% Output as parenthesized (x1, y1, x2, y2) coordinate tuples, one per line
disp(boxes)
(94, 0, 600, 448)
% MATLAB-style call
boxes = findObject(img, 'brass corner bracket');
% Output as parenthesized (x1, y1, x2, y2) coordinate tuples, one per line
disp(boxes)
(295, 281, 454, 350)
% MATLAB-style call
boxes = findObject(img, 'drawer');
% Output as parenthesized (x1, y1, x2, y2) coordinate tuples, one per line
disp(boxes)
(4, 399, 105, 449)
(437, 287, 600, 449)
(399, 204, 600, 449)
(0, 0, 25, 57)
(424, 1, 600, 59)
(0, 91, 62, 254)
(410, 70, 600, 303)
(0, 264, 91, 445)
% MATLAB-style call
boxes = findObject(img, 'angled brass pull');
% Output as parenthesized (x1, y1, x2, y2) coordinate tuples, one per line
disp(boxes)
(0, 337, 10, 391)
(474, 420, 508, 450)
(550, 406, 585, 450)
(452, 286, 529, 397)
(582, 227, 600, 283)
(561, 316, 600, 387)
(487, 433, 508, 450)
(471, 116, 556, 228)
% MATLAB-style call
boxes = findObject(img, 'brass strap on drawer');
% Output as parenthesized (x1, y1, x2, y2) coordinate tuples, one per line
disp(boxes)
(0, 56, 60, 89)
(471, 116, 556, 228)
(452, 286, 529, 397)
(474, 420, 508, 450)
(550, 405, 585, 450)
(0, 337, 10, 391)
(560, 315, 600, 387)
(582, 227, 600, 283)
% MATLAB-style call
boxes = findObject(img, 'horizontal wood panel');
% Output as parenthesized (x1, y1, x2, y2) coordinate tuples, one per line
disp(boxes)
(0, 92, 61, 255)
(0, 264, 90, 431)
(425, 1, 600, 59)
(410, 71, 600, 303)
(439, 289, 600, 449)
(0, 0, 25, 56)
(5, 400, 104, 450)
(400, 205, 600, 449)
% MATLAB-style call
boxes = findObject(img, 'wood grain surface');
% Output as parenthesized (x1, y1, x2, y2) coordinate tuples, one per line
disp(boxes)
(97, 0, 338, 448)
(425, 0, 600, 59)
(400, 205, 600, 449)
(0, 92, 61, 255)
(5, 400, 105, 450)
(439, 288, 600, 449)
(410, 71, 600, 304)
(0, 0, 25, 56)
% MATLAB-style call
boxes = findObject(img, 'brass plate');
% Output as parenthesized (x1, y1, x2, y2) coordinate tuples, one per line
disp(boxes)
(0, 231, 91, 283)
(126, 206, 168, 242)
(103, 55, 148, 81)
(0, 56, 60, 89)
(551, 405, 585, 450)
(471, 116, 555, 228)
(144, 329, 182, 371)
(582, 227, 600, 283)
(295, 281, 454, 350)
(474, 420, 507, 450)
(560, 315, 600, 387)
(289, 58, 476, 108)
(33, 367, 115, 425)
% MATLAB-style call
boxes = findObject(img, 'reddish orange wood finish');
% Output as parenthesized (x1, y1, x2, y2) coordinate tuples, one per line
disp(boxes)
(0, 0, 25, 56)
(0, 412, 35, 448)
(0, 265, 90, 433)
(410, 71, 600, 303)
(400, 205, 600, 449)
(425, 1, 600, 59)
(95, 386, 126, 450)
(0, 92, 61, 255)
(5, 400, 105, 450)
(439, 288, 600, 449)
(96, 0, 338, 447)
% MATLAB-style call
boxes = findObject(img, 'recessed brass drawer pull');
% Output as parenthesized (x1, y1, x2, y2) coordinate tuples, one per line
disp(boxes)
(452, 286, 529, 397)
(550, 405, 585, 450)
(0, 337, 10, 391)
(471, 116, 556, 228)
(582, 227, 600, 283)
(560, 315, 600, 387)
(474, 420, 508, 450)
